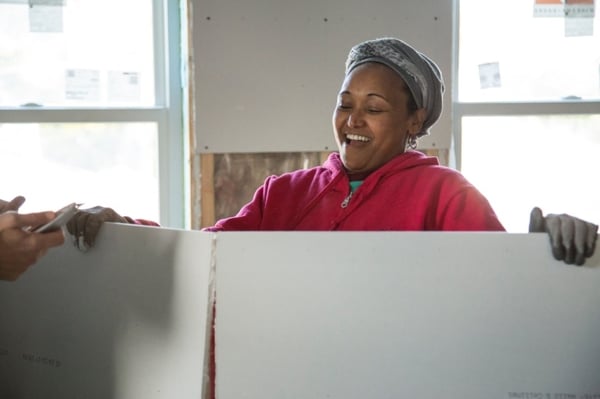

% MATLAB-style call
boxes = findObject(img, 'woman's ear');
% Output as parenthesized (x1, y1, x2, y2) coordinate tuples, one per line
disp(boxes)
(409, 108, 427, 135)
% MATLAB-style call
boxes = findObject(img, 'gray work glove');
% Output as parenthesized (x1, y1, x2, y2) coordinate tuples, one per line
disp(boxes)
(66, 206, 127, 250)
(529, 207, 598, 266)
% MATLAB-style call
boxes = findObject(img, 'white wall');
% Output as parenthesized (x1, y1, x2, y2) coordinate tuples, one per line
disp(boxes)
(0, 224, 213, 399)
(191, 0, 453, 153)
(216, 232, 600, 398)
(4, 226, 599, 398)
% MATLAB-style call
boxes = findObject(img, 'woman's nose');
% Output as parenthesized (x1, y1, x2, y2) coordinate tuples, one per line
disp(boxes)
(347, 110, 364, 127)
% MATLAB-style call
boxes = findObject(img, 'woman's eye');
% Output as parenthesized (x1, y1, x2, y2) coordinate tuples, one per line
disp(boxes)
(337, 104, 351, 110)
(367, 108, 382, 113)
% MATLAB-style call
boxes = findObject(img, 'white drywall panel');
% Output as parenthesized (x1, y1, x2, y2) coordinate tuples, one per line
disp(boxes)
(215, 232, 600, 398)
(192, 0, 452, 153)
(0, 224, 214, 399)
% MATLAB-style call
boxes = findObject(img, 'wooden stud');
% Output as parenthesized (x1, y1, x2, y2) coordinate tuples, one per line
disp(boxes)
(200, 153, 216, 228)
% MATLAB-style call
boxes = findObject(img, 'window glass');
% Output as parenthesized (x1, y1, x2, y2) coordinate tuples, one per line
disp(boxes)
(458, 0, 600, 102)
(0, 0, 154, 106)
(0, 123, 159, 221)
(461, 115, 600, 232)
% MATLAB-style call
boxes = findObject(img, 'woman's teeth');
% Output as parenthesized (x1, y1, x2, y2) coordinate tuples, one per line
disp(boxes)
(346, 133, 370, 143)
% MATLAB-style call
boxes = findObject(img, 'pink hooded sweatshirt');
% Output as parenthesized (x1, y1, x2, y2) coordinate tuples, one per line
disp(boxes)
(206, 150, 505, 232)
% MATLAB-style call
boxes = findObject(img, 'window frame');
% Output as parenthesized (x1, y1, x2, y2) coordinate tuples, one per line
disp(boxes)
(0, 0, 187, 228)
(451, 0, 600, 170)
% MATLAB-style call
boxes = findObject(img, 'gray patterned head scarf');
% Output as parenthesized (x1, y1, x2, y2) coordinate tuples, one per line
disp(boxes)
(345, 37, 445, 137)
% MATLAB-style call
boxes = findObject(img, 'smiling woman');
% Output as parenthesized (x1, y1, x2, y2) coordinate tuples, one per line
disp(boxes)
(333, 38, 443, 181)
(68, 37, 597, 268)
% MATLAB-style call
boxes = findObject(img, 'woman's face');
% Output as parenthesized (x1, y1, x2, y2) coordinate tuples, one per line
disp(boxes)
(332, 62, 424, 180)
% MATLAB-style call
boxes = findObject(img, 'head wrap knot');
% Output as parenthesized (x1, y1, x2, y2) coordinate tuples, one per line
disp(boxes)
(345, 38, 445, 137)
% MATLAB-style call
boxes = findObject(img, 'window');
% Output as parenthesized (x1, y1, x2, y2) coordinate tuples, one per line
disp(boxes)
(0, 0, 186, 227)
(455, 0, 600, 232)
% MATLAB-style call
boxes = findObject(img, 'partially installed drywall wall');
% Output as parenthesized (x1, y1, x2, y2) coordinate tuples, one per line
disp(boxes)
(0, 224, 213, 399)
(3, 226, 599, 399)
(192, 0, 452, 153)
(215, 231, 600, 398)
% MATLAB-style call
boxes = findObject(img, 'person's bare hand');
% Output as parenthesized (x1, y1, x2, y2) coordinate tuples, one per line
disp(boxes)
(0, 211, 65, 281)
(529, 207, 598, 266)
(0, 196, 26, 213)
(66, 206, 127, 249)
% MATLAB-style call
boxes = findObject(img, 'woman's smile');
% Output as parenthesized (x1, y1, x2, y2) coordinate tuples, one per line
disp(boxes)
(345, 133, 371, 144)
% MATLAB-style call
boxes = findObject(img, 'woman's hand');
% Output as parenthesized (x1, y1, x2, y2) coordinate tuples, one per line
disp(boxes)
(0, 196, 26, 213)
(0, 211, 65, 281)
(529, 207, 598, 266)
(66, 206, 128, 250)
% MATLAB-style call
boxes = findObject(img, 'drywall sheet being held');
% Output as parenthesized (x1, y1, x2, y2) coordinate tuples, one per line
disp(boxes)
(192, 0, 452, 153)
(0, 224, 213, 399)
(215, 232, 600, 398)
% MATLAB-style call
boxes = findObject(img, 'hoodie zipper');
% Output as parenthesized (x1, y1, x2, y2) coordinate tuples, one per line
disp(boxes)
(341, 191, 353, 208)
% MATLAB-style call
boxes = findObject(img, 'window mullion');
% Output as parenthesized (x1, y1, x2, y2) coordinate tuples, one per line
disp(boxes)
(0, 108, 166, 123)
(455, 101, 600, 117)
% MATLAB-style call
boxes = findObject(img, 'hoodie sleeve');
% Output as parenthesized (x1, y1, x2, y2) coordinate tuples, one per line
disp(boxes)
(436, 185, 506, 231)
